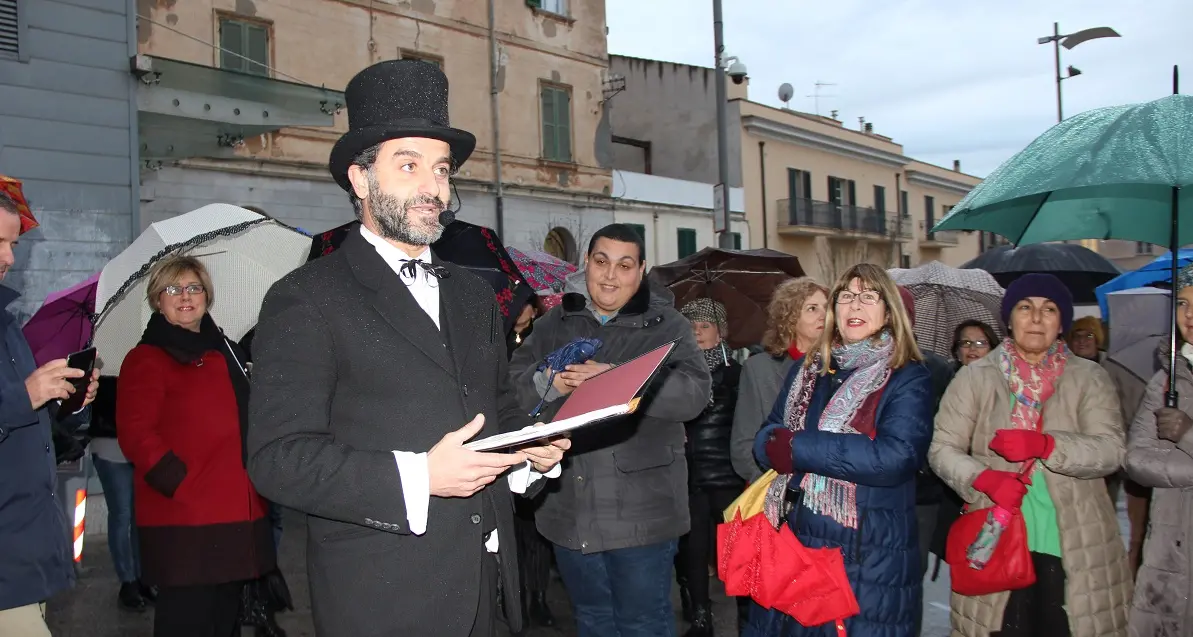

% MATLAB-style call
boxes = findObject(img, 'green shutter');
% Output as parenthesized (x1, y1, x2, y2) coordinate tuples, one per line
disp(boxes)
(626, 224, 646, 242)
(219, 20, 244, 72)
(731, 232, 742, 250)
(541, 87, 556, 160)
(677, 228, 697, 258)
(556, 88, 571, 162)
(246, 24, 269, 76)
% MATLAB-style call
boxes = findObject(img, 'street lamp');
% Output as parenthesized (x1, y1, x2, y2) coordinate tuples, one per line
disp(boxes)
(712, 0, 737, 249)
(1037, 22, 1120, 122)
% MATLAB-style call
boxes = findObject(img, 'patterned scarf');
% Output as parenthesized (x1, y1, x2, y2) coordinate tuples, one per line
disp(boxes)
(763, 331, 895, 529)
(999, 339, 1066, 477)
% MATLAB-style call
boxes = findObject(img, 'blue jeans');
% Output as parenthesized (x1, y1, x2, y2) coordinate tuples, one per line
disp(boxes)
(92, 456, 140, 583)
(553, 539, 679, 637)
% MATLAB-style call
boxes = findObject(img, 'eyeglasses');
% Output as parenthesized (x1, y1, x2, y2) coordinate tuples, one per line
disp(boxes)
(836, 291, 882, 306)
(958, 339, 990, 349)
(162, 284, 206, 296)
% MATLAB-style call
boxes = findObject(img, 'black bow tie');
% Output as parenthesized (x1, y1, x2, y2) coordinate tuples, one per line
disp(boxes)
(399, 259, 450, 280)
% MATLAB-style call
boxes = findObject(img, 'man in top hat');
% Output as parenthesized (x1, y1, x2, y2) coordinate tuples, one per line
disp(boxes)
(246, 60, 570, 637)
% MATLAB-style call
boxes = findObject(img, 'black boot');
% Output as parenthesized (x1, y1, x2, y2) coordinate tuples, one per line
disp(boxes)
(679, 582, 694, 623)
(528, 591, 555, 627)
(138, 580, 158, 603)
(254, 610, 287, 637)
(683, 603, 714, 637)
(117, 582, 146, 612)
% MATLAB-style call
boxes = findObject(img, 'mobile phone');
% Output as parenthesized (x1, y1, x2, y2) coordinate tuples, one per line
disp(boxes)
(56, 347, 97, 419)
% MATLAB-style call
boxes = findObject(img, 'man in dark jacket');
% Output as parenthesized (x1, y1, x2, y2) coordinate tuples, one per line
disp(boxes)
(0, 189, 99, 634)
(509, 224, 711, 637)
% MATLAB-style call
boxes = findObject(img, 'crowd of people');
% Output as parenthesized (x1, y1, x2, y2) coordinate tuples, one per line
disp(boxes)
(2, 58, 1191, 637)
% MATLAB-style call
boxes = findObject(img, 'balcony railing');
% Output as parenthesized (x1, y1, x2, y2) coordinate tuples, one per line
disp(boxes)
(888, 215, 913, 240)
(776, 198, 890, 237)
(923, 229, 961, 245)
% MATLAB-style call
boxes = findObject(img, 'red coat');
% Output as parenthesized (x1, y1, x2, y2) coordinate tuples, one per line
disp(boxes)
(117, 343, 274, 587)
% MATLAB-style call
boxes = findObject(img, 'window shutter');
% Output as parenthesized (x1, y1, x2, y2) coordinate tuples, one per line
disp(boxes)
(556, 88, 572, 162)
(731, 232, 742, 250)
(219, 20, 244, 72)
(677, 228, 697, 258)
(246, 24, 269, 76)
(541, 87, 556, 160)
(0, 0, 17, 57)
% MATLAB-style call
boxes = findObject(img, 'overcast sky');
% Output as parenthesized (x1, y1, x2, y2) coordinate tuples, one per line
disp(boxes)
(605, 0, 1192, 178)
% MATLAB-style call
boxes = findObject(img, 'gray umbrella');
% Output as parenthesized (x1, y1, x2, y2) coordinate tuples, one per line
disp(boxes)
(889, 261, 1007, 359)
(1106, 287, 1171, 382)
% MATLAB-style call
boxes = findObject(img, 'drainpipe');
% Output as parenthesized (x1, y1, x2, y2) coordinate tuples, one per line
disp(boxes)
(758, 141, 768, 249)
(894, 173, 903, 267)
(487, 0, 505, 237)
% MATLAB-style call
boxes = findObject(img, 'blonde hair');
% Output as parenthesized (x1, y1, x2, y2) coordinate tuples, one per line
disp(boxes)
(809, 263, 922, 373)
(1068, 316, 1106, 349)
(761, 277, 829, 356)
(145, 255, 214, 312)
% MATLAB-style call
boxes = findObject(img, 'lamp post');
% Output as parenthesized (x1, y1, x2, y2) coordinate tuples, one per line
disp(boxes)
(1037, 22, 1121, 122)
(713, 0, 734, 249)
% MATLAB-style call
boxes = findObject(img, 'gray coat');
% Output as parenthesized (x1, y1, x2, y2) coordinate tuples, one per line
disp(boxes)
(1123, 344, 1193, 637)
(730, 352, 794, 482)
(509, 274, 711, 554)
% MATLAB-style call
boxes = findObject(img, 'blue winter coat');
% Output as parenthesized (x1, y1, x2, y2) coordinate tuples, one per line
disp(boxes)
(0, 286, 79, 610)
(747, 357, 932, 637)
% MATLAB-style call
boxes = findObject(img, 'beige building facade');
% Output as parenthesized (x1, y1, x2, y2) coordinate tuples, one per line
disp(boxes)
(608, 55, 983, 284)
(135, 0, 616, 261)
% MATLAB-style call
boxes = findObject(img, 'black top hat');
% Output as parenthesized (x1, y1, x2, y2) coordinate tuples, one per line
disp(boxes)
(328, 60, 476, 192)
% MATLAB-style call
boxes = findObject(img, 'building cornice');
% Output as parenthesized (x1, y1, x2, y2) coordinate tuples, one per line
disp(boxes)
(741, 115, 910, 169)
(904, 169, 976, 195)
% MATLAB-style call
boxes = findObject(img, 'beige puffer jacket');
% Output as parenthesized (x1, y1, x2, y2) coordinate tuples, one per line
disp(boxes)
(929, 346, 1132, 637)
(1123, 344, 1193, 637)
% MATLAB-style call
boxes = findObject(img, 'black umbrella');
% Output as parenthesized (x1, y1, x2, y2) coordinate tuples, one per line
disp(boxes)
(960, 244, 1120, 305)
(648, 247, 806, 349)
(307, 219, 534, 335)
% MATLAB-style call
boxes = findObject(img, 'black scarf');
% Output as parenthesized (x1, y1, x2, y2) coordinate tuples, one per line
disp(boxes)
(139, 312, 252, 463)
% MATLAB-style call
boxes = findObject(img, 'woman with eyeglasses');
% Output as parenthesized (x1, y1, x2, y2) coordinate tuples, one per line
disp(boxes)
(952, 319, 1001, 368)
(930, 274, 1130, 637)
(117, 256, 275, 637)
(747, 264, 933, 637)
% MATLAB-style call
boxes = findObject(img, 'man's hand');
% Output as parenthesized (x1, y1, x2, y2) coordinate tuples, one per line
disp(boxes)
(1155, 407, 1193, 442)
(548, 367, 576, 397)
(24, 359, 86, 410)
(428, 415, 528, 498)
(558, 361, 614, 390)
(519, 424, 572, 473)
(81, 368, 100, 409)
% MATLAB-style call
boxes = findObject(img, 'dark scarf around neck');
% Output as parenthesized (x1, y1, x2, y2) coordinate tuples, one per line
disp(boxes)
(139, 312, 252, 462)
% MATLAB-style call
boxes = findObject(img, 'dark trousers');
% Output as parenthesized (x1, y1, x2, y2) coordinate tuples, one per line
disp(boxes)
(514, 495, 552, 593)
(153, 581, 243, 637)
(678, 487, 740, 606)
(469, 553, 499, 637)
(993, 553, 1070, 637)
(554, 539, 678, 637)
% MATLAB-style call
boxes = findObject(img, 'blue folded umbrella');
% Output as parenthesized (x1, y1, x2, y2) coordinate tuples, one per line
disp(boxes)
(1095, 248, 1193, 318)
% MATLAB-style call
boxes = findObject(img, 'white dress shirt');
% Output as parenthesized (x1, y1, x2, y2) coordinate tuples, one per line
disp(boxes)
(359, 226, 559, 552)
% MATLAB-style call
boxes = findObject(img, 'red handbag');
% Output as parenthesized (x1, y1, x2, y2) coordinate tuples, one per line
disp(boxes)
(945, 463, 1037, 597)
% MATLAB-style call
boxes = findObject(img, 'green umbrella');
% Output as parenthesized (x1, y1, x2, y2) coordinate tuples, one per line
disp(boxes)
(933, 84, 1191, 404)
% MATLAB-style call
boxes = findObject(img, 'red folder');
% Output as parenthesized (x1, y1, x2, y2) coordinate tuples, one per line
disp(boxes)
(465, 340, 678, 451)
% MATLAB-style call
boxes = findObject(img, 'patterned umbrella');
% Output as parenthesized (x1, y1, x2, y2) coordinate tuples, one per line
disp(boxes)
(888, 261, 1007, 359)
(507, 246, 577, 292)
(0, 175, 40, 234)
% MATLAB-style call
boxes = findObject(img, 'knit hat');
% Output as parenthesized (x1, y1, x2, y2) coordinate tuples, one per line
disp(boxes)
(1177, 262, 1193, 291)
(896, 286, 916, 327)
(681, 298, 728, 335)
(1001, 273, 1074, 334)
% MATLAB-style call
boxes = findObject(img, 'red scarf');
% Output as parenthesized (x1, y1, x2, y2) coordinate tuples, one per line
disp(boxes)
(787, 343, 804, 361)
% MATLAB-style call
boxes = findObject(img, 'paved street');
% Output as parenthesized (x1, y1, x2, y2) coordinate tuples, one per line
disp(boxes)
(49, 495, 1131, 637)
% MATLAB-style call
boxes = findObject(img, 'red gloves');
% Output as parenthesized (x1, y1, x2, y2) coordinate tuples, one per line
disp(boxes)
(765, 429, 795, 475)
(989, 429, 1054, 462)
(972, 469, 1030, 511)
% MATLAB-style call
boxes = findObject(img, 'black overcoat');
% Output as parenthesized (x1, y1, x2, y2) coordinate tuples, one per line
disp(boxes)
(247, 230, 531, 636)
